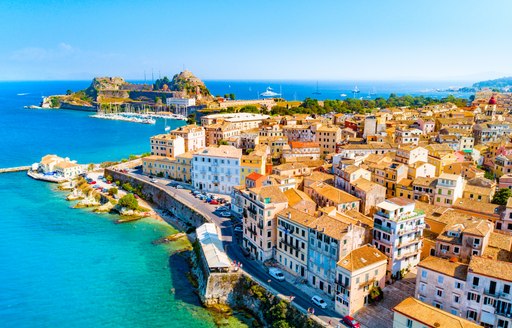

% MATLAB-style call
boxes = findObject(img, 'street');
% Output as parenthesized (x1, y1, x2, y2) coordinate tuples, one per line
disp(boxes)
(122, 169, 364, 327)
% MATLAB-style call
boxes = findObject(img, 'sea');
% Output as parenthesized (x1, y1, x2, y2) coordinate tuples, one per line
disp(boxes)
(0, 80, 473, 328)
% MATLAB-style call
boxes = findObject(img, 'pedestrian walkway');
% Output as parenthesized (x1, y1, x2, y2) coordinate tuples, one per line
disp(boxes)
(353, 271, 416, 328)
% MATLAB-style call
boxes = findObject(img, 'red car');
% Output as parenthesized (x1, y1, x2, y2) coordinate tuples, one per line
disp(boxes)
(209, 199, 219, 205)
(88, 180, 96, 185)
(342, 316, 360, 328)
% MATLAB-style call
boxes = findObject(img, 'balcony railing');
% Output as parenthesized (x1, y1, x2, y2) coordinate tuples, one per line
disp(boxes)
(257, 221, 264, 229)
(374, 223, 393, 233)
(395, 248, 421, 260)
(247, 226, 257, 236)
(375, 211, 390, 218)
(280, 238, 300, 251)
(398, 236, 423, 248)
(397, 224, 426, 236)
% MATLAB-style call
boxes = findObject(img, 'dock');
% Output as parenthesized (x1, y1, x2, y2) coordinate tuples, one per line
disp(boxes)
(0, 166, 30, 174)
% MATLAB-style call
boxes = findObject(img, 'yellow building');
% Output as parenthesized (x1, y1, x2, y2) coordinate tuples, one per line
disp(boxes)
(240, 149, 267, 183)
(258, 135, 288, 161)
(142, 155, 175, 177)
(174, 151, 194, 183)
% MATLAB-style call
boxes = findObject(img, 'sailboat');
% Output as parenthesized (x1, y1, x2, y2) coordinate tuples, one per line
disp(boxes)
(312, 81, 321, 95)
(164, 118, 171, 132)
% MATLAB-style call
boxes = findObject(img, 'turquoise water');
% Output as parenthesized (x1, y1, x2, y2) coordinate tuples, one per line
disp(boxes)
(0, 82, 238, 327)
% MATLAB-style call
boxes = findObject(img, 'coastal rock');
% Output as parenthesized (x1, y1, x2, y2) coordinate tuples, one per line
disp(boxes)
(74, 197, 100, 208)
(94, 201, 114, 213)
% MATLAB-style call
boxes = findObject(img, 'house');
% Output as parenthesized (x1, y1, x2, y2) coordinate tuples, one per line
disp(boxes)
(334, 245, 387, 316)
(350, 178, 386, 215)
(150, 134, 185, 158)
(434, 173, 465, 207)
(306, 181, 360, 213)
(169, 124, 205, 152)
(282, 141, 321, 161)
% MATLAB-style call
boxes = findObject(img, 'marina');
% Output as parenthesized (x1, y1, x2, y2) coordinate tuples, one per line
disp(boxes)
(90, 112, 187, 124)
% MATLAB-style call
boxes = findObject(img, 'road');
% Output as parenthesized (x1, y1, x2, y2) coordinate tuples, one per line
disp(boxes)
(124, 170, 358, 327)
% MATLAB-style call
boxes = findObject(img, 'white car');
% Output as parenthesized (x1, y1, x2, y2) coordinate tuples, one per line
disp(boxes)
(234, 226, 243, 233)
(268, 268, 285, 281)
(150, 179, 157, 183)
(311, 295, 327, 309)
(219, 211, 231, 218)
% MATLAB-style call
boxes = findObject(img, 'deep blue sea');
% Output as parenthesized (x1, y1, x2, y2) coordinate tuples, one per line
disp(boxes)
(0, 79, 471, 327)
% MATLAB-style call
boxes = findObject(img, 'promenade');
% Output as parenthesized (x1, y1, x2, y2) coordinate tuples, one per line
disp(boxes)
(122, 169, 363, 328)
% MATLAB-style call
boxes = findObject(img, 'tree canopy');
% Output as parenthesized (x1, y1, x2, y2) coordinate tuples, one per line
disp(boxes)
(492, 188, 512, 205)
(118, 193, 138, 210)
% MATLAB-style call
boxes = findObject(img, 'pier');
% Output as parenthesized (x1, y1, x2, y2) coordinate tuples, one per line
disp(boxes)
(0, 166, 30, 174)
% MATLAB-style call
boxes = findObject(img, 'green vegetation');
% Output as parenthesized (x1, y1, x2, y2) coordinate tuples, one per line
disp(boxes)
(369, 286, 384, 303)
(218, 139, 228, 146)
(492, 188, 512, 205)
(153, 76, 171, 91)
(118, 193, 138, 210)
(87, 163, 95, 171)
(224, 93, 235, 100)
(484, 171, 495, 181)
(219, 105, 260, 114)
(50, 97, 60, 108)
(108, 187, 118, 196)
(270, 94, 469, 116)
(187, 112, 196, 124)
(122, 182, 134, 192)
(473, 76, 512, 89)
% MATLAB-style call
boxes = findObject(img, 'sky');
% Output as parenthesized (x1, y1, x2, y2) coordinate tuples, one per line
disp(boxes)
(1, 0, 511, 81)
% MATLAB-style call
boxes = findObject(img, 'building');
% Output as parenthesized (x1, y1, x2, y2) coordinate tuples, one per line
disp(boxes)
(334, 245, 387, 316)
(334, 165, 372, 193)
(196, 223, 230, 273)
(368, 161, 408, 198)
(372, 198, 426, 277)
(282, 124, 316, 142)
(259, 136, 289, 161)
(240, 185, 288, 261)
(192, 145, 242, 194)
(169, 124, 205, 152)
(240, 148, 267, 183)
(393, 297, 480, 328)
(395, 127, 422, 145)
(54, 160, 83, 178)
(150, 134, 185, 158)
(276, 207, 317, 278)
(282, 141, 321, 162)
(350, 178, 387, 215)
(336, 142, 395, 159)
(306, 181, 360, 213)
(204, 122, 240, 146)
(307, 214, 366, 296)
(395, 146, 429, 165)
(434, 173, 465, 207)
(142, 155, 175, 177)
(316, 125, 342, 156)
(201, 113, 269, 130)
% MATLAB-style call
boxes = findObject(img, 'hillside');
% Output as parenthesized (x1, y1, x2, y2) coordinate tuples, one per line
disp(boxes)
(154, 70, 213, 103)
(473, 77, 512, 90)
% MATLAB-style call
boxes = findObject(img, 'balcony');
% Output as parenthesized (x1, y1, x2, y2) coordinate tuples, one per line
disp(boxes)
(280, 238, 300, 251)
(359, 277, 376, 289)
(395, 248, 420, 260)
(397, 224, 426, 236)
(398, 236, 423, 248)
(247, 225, 257, 236)
(257, 221, 264, 229)
(399, 210, 425, 221)
(376, 211, 390, 218)
(374, 223, 393, 234)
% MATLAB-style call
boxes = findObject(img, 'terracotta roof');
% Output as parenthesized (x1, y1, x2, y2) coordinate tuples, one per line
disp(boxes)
(277, 207, 317, 227)
(289, 141, 320, 148)
(284, 188, 313, 205)
(249, 185, 288, 204)
(337, 245, 386, 272)
(463, 184, 492, 196)
(413, 177, 437, 187)
(246, 172, 264, 181)
(488, 232, 512, 251)
(393, 297, 480, 328)
(469, 256, 512, 282)
(344, 209, 374, 227)
(310, 182, 360, 205)
(351, 178, 385, 192)
(418, 256, 468, 281)
(387, 197, 415, 207)
(308, 214, 351, 240)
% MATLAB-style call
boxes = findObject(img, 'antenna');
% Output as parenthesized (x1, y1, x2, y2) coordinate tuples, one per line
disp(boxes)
(151, 69, 154, 83)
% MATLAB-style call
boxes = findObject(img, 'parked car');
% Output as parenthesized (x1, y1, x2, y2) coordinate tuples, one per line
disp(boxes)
(234, 226, 243, 233)
(241, 247, 251, 258)
(209, 199, 219, 205)
(219, 211, 231, 218)
(342, 316, 360, 328)
(106, 181, 112, 184)
(311, 295, 327, 309)
(150, 179, 157, 183)
(217, 206, 229, 212)
(148, 175, 154, 179)
(88, 180, 96, 185)
(98, 175, 104, 179)
(176, 185, 183, 189)
(268, 268, 285, 281)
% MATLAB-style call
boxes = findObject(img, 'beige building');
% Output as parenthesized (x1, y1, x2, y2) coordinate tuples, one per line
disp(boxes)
(276, 207, 317, 278)
(150, 134, 185, 158)
(169, 124, 205, 152)
(393, 297, 480, 328)
(306, 181, 360, 213)
(316, 125, 342, 156)
(334, 245, 387, 316)
(241, 185, 289, 261)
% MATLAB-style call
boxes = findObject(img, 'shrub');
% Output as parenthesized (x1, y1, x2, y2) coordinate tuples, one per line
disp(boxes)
(122, 182, 133, 192)
(118, 193, 138, 210)
(108, 187, 118, 196)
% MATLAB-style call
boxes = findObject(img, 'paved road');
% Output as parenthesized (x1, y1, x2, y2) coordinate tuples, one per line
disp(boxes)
(123, 170, 359, 327)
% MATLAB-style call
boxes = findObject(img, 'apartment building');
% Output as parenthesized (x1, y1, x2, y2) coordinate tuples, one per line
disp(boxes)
(276, 207, 317, 278)
(241, 185, 288, 261)
(395, 145, 429, 165)
(473, 122, 512, 145)
(307, 214, 366, 296)
(192, 145, 242, 194)
(412, 177, 437, 203)
(240, 148, 267, 183)
(350, 178, 387, 215)
(433, 173, 465, 207)
(150, 134, 185, 157)
(169, 124, 205, 152)
(372, 198, 426, 277)
(316, 125, 342, 156)
(334, 165, 372, 193)
(368, 161, 408, 198)
(282, 141, 321, 161)
(395, 127, 422, 145)
(334, 245, 387, 316)
(282, 124, 316, 142)
(204, 122, 240, 146)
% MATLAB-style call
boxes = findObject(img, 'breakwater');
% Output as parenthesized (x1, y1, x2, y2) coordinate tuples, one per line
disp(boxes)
(0, 166, 30, 174)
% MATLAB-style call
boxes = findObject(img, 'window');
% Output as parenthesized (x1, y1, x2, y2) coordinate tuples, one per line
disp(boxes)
(472, 277, 480, 287)
(504, 284, 511, 294)
(433, 301, 443, 309)
(450, 309, 458, 316)
(455, 281, 463, 289)
(467, 310, 478, 321)
(467, 292, 480, 303)
(438, 276, 444, 284)
(454, 295, 460, 303)
(406, 319, 412, 328)
(436, 288, 443, 297)
(453, 246, 460, 254)
(421, 270, 427, 279)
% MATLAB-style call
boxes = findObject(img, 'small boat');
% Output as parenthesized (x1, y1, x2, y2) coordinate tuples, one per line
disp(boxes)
(340, 93, 347, 97)
(352, 86, 360, 94)
(260, 87, 281, 97)
(312, 81, 321, 95)
(17, 93, 29, 96)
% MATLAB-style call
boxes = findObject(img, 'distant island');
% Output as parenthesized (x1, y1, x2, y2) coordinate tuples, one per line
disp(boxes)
(472, 76, 512, 91)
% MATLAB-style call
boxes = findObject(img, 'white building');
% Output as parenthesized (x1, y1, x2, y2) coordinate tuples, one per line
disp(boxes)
(434, 173, 465, 207)
(372, 197, 425, 278)
(192, 145, 242, 194)
(166, 97, 196, 107)
(169, 125, 205, 152)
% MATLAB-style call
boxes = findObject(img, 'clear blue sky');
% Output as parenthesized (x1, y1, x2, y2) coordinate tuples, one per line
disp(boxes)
(1, 0, 511, 81)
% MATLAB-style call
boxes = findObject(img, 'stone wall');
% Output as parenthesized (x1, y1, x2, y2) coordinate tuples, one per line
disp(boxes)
(105, 169, 208, 229)
(59, 101, 97, 112)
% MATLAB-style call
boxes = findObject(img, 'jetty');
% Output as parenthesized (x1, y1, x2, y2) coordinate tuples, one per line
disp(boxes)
(0, 166, 30, 174)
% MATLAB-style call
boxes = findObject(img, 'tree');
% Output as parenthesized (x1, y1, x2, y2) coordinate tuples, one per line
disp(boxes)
(108, 187, 118, 196)
(268, 300, 288, 322)
(118, 193, 138, 210)
(122, 182, 134, 192)
(87, 163, 95, 171)
(218, 139, 228, 145)
(66, 89, 73, 95)
(50, 97, 60, 108)
(492, 188, 512, 205)
(484, 171, 495, 181)
(229, 93, 235, 100)
(187, 112, 196, 125)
